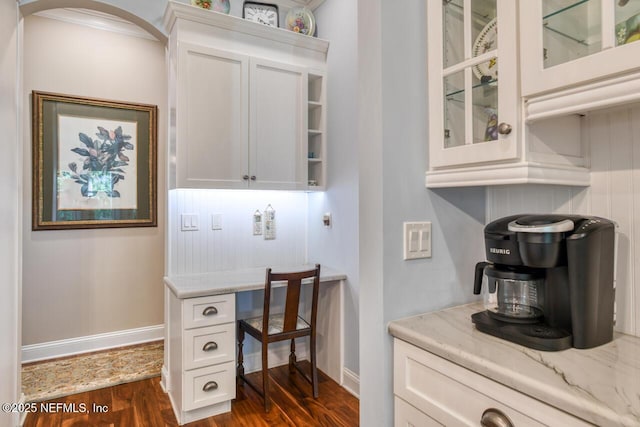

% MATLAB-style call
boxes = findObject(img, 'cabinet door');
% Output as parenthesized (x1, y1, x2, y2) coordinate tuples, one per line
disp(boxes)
(427, 0, 519, 169)
(177, 43, 249, 189)
(249, 58, 308, 190)
(521, 1, 640, 97)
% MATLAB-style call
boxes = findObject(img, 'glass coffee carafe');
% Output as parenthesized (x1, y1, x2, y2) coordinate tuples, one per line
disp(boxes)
(474, 263, 544, 323)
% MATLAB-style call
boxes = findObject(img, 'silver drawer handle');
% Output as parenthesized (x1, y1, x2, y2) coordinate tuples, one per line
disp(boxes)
(202, 306, 218, 316)
(202, 381, 218, 392)
(481, 408, 514, 427)
(202, 341, 218, 352)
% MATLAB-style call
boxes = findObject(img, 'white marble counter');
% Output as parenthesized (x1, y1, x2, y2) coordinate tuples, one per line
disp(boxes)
(164, 264, 346, 299)
(388, 302, 640, 427)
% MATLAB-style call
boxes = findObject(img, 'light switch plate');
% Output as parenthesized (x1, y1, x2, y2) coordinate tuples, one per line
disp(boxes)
(181, 213, 199, 231)
(403, 221, 431, 260)
(211, 213, 223, 230)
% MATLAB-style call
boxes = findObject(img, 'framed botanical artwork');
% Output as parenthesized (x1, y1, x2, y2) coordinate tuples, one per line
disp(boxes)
(32, 91, 157, 230)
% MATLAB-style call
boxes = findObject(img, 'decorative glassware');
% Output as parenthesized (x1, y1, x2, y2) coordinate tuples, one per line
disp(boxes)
(191, 0, 230, 14)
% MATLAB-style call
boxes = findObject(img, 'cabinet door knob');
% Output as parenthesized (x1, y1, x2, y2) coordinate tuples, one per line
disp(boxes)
(480, 408, 514, 427)
(242, 175, 250, 180)
(202, 341, 218, 352)
(498, 123, 512, 135)
(250, 175, 256, 181)
(202, 381, 219, 392)
(202, 306, 218, 316)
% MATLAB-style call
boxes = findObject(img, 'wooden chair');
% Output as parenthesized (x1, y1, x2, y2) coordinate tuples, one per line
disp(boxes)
(236, 264, 321, 412)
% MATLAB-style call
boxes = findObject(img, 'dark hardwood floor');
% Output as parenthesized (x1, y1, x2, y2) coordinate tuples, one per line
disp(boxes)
(24, 362, 359, 426)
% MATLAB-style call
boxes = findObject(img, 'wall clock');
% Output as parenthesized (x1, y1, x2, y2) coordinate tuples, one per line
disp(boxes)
(243, 1, 279, 27)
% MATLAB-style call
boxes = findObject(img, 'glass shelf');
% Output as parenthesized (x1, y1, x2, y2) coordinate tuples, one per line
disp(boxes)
(445, 78, 498, 101)
(542, 0, 601, 68)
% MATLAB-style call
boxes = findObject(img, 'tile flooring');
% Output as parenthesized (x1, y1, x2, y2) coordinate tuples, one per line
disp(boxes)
(21, 341, 163, 402)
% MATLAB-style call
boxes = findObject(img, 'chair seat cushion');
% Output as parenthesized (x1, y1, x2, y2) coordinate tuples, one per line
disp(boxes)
(244, 314, 310, 335)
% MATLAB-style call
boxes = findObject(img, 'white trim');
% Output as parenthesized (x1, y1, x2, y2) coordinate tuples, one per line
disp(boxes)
(342, 367, 360, 399)
(163, 1, 329, 55)
(34, 8, 158, 41)
(425, 162, 591, 188)
(525, 71, 640, 123)
(21, 325, 164, 364)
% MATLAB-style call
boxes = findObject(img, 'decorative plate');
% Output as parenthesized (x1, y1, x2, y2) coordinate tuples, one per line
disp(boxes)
(472, 18, 498, 81)
(285, 7, 316, 36)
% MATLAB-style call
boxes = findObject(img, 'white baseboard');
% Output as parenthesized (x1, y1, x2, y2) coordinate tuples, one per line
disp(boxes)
(21, 324, 164, 364)
(342, 367, 360, 398)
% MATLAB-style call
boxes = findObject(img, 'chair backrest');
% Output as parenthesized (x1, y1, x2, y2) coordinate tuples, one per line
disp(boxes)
(263, 264, 321, 335)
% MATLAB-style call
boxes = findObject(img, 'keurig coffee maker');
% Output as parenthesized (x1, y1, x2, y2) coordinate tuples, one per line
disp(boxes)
(472, 214, 616, 351)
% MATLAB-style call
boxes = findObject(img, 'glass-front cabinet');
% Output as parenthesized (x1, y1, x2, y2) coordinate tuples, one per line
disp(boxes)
(427, 0, 519, 171)
(521, 0, 640, 97)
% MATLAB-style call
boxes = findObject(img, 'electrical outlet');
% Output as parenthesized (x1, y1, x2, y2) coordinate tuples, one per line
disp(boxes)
(403, 221, 431, 260)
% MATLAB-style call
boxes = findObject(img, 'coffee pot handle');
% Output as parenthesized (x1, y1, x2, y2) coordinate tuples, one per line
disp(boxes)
(474, 262, 489, 295)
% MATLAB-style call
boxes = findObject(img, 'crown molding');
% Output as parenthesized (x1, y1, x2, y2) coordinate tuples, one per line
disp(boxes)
(33, 8, 159, 41)
(164, 1, 329, 55)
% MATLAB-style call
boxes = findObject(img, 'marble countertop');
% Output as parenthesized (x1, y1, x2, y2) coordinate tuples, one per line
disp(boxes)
(388, 302, 640, 427)
(164, 264, 346, 299)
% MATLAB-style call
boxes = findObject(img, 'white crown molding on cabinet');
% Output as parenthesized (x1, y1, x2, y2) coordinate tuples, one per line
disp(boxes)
(525, 70, 640, 123)
(21, 324, 164, 363)
(425, 162, 591, 188)
(33, 8, 159, 40)
(163, 1, 329, 55)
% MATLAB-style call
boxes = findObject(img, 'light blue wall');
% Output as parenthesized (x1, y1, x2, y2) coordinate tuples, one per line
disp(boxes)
(358, 1, 486, 425)
(308, 0, 360, 376)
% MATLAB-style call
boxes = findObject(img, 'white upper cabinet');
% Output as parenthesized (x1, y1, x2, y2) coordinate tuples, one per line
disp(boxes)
(164, 1, 328, 191)
(521, 1, 640, 120)
(425, 0, 590, 188)
(177, 44, 249, 189)
(249, 59, 307, 190)
(427, 0, 519, 170)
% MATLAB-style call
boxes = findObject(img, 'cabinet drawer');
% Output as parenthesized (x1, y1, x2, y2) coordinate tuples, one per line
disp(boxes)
(183, 294, 235, 329)
(395, 397, 442, 427)
(393, 339, 589, 427)
(183, 361, 236, 411)
(184, 322, 235, 370)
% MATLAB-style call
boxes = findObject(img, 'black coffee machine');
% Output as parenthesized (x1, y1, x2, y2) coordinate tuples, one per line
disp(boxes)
(472, 214, 616, 351)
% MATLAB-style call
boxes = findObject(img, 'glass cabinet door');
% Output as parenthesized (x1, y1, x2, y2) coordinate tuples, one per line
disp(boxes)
(428, 0, 518, 168)
(521, 0, 640, 97)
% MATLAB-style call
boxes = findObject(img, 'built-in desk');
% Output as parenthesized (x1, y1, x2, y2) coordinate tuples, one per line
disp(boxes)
(161, 265, 346, 425)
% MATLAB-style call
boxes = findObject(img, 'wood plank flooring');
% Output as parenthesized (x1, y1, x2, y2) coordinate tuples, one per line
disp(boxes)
(24, 362, 359, 426)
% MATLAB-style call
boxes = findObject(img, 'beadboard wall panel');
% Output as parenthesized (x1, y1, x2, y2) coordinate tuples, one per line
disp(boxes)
(488, 105, 640, 337)
(168, 189, 308, 275)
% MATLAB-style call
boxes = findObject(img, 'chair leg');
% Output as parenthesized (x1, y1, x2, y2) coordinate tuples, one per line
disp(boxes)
(289, 338, 296, 373)
(310, 336, 318, 398)
(237, 324, 245, 386)
(262, 342, 271, 412)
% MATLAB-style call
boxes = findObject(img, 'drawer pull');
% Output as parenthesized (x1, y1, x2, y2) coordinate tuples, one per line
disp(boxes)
(202, 306, 218, 316)
(481, 408, 513, 427)
(202, 341, 218, 352)
(202, 381, 219, 392)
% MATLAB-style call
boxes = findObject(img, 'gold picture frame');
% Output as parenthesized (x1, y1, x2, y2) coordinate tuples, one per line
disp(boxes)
(32, 91, 157, 230)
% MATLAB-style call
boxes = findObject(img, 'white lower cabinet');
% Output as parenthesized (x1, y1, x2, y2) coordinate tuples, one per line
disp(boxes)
(393, 339, 590, 427)
(167, 292, 236, 425)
